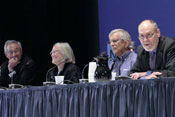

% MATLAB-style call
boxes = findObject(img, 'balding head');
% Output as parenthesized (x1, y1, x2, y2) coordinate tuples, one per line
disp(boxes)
(138, 20, 158, 34)
(138, 20, 160, 51)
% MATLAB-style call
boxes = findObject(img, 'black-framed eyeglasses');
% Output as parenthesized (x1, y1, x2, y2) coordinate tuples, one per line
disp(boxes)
(108, 39, 120, 44)
(7, 48, 20, 55)
(138, 31, 156, 40)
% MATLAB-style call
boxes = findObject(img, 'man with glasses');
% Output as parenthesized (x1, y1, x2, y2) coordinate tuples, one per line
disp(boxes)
(130, 19, 175, 79)
(108, 29, 137, 77)
(0, 40, 39, 87)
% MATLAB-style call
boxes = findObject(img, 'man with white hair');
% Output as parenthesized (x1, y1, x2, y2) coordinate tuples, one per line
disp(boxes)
(108, 29, 137, 77)
(0, 40, 38, 87)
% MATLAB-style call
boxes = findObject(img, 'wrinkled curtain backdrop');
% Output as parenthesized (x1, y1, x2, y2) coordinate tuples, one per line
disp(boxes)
(0, 78, 175, 117)
(0, 0, 99, 80)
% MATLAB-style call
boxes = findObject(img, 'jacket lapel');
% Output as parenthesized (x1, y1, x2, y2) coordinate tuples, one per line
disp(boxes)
(142, 51, 150, 70)
(155, 50, 163, 69)
(155, 37, 163, 69)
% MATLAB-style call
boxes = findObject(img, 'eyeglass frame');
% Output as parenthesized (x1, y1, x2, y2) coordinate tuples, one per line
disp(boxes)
(50, 50, 60, 55)
(6, 48, 21, 55)
(108, 39, 124, 44)
(138, 29, 157, 40)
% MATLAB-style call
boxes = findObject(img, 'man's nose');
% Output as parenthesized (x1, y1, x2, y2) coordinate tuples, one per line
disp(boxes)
(12, 52, 17, 56)
(110, 42, 115, 46)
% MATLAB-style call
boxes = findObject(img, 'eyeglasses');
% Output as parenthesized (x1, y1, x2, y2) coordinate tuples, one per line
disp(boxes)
(7, 49, 20, 55)
(108, 39, 120, 44)
(138, 31, 156, 40)
(50, 50, 60, 55)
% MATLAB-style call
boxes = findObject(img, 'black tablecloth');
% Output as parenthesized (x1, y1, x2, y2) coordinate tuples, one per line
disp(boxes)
(0, 78, 175, 117)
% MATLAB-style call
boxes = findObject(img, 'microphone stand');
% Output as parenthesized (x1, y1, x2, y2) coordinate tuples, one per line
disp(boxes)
(79, 64, 89, 83)
(59, 80, 77, 84)
(43, 66, 56, 86)
(43, 59, 66, 86)
(81, 64, 89, 79)
(8, 71, 24, 89)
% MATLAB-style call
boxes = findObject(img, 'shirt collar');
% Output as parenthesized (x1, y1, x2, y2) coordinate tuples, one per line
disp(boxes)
(149, 48, 157, 54)
(116, 50, 131, 60)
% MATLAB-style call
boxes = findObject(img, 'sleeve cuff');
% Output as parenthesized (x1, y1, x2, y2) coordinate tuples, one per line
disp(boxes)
(8, 71, 16, 78)
(139, 71, 152, 80)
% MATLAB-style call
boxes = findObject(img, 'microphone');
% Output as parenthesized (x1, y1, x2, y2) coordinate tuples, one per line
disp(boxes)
(81, 59, 96, 80)
(43, 66, 57, 86)
(45, 58, 66, 81)
(81, 52, 111, 82)
(8, 71, 16, 84)
(8, 70, 25, 89)
(45, 66, 57, 82)
(115, 76, 132, 80)
(43, 58, 67, 86)
(81, 64, 89, 79)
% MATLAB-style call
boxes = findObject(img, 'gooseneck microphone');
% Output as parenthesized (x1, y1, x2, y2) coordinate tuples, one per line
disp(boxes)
(44, 58, 67, 86)
(43, 66, 57, 86)
(81, 64, 89, 79)
(81, 58, 97, 80)
(59, 80, 77, 84)
(45, 66, 57, 82)
(45, 58, 66, 82)
(8, 70, 25, 89)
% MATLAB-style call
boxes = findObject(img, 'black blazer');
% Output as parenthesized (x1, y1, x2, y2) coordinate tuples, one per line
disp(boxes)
(130, 36, 175, 77)
(0, 56, 38, 87)
(47, 62, 81, 84)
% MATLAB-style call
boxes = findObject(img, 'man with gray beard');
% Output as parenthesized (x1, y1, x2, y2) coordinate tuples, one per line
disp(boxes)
(130, 19, 175, 79)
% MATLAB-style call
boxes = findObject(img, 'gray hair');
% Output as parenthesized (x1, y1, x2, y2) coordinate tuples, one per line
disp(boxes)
(108, 29, 131, 42)
(54, 42, 76, 64)
(4, 40, 22, 54)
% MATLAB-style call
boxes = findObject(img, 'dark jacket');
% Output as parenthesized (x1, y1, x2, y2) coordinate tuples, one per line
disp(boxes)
(47, 62, 81, 84)
(130, 36, 175, 77)
(0, 56, 38, 87)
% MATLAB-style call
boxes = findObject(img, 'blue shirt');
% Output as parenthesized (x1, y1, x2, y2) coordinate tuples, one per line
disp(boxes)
(108, 51, 137, 77)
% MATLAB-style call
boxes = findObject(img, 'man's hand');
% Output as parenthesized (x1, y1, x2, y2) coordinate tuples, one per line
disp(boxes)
(130, 72, 147, 80)
(8, 57, 20, 72)
(145, 72, 162, 79)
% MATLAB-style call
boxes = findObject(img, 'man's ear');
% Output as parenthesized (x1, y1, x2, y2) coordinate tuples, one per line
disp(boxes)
(156, 28, 161, 38)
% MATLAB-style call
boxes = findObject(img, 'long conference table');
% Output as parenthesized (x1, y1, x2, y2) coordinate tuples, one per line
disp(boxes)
(0, 78, 175, 117)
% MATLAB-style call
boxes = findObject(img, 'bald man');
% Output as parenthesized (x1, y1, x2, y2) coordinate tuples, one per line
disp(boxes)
(130, 19, 175, 79)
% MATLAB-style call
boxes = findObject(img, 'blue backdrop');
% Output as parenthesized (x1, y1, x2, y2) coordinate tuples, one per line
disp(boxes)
(98, 0, 175, 54)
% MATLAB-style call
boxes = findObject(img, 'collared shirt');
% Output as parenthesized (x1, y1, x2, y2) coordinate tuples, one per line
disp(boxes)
(140, 49, 157, 79)
(108, 51, 137, 77)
